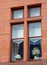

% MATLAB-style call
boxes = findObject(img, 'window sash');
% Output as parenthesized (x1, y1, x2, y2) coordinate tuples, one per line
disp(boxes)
(12, 39, 24, 61)
(29, 37, 42, 59)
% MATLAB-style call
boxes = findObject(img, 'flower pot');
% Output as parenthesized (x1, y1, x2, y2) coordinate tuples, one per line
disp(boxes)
(34, 56, 39, 59)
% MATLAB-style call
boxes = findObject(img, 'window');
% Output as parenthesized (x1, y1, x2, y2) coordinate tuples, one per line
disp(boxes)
(29, 7, 40, 17)
(13, 9, 24, 19)
(29, 22, 42, 60)
(11, 5, 42, 61)
(12, 24, 24, 61)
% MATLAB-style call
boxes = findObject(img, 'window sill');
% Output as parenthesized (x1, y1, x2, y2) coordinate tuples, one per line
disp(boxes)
(29, 58, 42, 61)
(10, 18, 24, 23)
(12, 59, 23, 62)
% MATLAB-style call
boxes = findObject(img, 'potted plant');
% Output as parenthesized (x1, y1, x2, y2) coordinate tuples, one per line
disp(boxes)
(14, 54, 22, 60)
(32, 47, 40, 59)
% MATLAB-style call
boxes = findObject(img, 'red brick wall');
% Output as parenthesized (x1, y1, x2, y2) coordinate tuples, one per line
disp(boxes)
(0, 0, 47, 62)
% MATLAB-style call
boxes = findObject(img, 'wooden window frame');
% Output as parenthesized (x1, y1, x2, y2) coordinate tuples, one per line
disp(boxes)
(28, 4, 41, 18)
(11, 6, 24, 20)
(11, 23, 24, 62)
(28, 21, 42, 60)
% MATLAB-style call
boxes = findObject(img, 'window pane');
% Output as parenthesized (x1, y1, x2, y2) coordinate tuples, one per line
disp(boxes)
(12, 39, 24, 61)
(12, 24, 24, 38)
(29, 38, 42, 59)
(29, 22, 41, 37)
(29, 7, 40, 17)
(13, 9, 23, 19)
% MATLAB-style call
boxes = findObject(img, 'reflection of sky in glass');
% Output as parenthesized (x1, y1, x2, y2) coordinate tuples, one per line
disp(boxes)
(29, 7, 40, 17)
(12, 24, 24, 39)
(13, 9, 23, 19)
(29, 22, 41, 37)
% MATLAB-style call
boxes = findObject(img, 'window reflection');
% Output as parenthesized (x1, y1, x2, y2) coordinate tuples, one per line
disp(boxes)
(12, 39, 24, 61)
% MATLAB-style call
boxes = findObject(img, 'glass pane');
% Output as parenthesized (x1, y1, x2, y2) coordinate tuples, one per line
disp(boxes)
(29, 38, 42, 59)
(12, 39, 24, 61)
(29, 22, 41, 37)
(12, 24, 24, 38)
(13, 9, 23, 19)
(29, 7, 40, 17)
